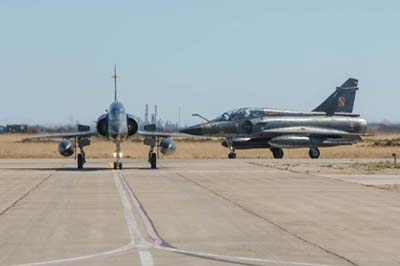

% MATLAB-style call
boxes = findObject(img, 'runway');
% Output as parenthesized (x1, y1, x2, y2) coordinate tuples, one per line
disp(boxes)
(0, 159, 399, 266)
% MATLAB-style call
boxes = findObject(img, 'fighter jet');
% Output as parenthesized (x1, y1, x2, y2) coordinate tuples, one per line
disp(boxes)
(181, 78, 367, 159)
(27, 66, 181, 169)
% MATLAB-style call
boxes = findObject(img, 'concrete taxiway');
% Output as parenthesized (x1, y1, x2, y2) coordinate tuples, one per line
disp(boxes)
(0, 159, 399, 266)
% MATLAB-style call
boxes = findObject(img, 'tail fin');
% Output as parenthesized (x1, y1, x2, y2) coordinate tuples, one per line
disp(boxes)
(313, 78, 359, 114)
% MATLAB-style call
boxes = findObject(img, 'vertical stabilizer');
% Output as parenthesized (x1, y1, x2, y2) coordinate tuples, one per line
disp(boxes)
(313, 78, 359, 114)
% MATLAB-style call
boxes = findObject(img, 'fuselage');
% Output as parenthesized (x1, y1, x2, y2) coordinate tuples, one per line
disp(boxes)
(107, 101, 128, 141)
(96, 101, 139, 142)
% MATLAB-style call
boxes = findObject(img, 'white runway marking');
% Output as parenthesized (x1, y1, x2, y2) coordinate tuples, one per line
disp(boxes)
(113, 172, 146, 246)
(156, 246, 334, 266)
(7, 243, 134, 266)
(5, 168, 338, 266)
(139, 251, 154, 266)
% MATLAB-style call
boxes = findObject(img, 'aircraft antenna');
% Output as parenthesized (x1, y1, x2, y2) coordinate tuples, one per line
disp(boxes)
(112, 64, 118, 101)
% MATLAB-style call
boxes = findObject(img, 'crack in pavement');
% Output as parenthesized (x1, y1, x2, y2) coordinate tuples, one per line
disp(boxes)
(176, 172, 359, 266)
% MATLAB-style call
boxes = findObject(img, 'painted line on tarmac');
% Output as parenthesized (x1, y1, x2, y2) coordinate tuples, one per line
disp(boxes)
(113, 172, 146, 246)
(7, 243, 134, 266)
(119, 173, 163, 246)
(119, 172, 336, 266)
(155, 245, 335, 266)
(114, 170, 155, 265)
(5, 166, 338, 266)
(5, 169, 147, 266)
(139, 251, 154, 266)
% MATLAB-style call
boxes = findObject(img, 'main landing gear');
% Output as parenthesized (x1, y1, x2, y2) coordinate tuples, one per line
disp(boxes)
(144, 136, 158, 169)
(149, 151, 157, 169)
(76, 137, 90, 169)
(309, 147, 320, 159)
(271, 148, 284, 159)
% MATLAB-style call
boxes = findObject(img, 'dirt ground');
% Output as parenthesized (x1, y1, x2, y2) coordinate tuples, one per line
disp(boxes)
(0, 133, 399, 159)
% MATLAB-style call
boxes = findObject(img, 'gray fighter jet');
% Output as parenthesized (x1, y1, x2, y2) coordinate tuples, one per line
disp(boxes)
(27, 66, 180, 169)
(181, 78, 367, 159)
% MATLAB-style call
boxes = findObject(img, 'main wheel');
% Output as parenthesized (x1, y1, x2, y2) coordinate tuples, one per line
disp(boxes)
(77, 153, 84, 169)
(150, 153, 157, 169)
(309, 147, 320, 159)
(228, 152, 237, 159)
(271, 148, 284, 159)
(119, 163, 123, 170)
(113, 162, 117, 170)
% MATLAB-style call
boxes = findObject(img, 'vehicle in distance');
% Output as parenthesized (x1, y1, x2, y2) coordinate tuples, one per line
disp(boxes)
(181, 78, 367, 159)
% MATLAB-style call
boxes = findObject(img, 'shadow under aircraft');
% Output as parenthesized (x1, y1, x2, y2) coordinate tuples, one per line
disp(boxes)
(181, 78, 368, 159)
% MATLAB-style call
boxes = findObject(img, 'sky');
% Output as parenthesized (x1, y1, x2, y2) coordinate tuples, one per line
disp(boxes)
(0, 0, 399, 126)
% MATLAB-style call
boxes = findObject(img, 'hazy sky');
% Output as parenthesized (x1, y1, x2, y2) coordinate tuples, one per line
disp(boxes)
(0, 1, 399, 126)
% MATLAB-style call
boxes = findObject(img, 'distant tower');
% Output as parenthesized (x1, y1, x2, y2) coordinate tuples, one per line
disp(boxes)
(154, 105, 158, 124)
(178, 106, 181, 128)
(145, 104, 149, 123)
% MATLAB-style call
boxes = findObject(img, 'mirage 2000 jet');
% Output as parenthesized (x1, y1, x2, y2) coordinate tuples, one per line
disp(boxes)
(27, 66, 181, 169)
(181, 78, 367, 159)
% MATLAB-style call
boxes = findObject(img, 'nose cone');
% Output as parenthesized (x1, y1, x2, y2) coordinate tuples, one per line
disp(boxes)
(109, 120, 128, 140)
(180, 125, 204, 135)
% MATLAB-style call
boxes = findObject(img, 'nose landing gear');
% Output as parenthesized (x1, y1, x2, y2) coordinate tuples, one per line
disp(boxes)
(144, 136, 158, 169)
(113, 142, 123, 170)
(76, 137, 90, 169)
(226, 138, 237, 159)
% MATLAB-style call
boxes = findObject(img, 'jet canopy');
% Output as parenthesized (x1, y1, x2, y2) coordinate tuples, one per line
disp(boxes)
(214, 108, 266, 121)
(109, 101, 126, 120)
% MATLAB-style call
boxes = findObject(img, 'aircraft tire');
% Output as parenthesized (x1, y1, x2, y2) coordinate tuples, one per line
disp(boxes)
(309, 148, 320, 159)
(150, 153, 157, 169)
(77, 153, 84, 169)
(228, 152, 237, 159)
(271, 148, 284, 159)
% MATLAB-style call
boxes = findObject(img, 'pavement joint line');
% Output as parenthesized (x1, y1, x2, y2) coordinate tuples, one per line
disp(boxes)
(116, 169, 338, 266)
(2, 162, 349, 266)
(0, 172, 55, 216)
(247, 161, 394, 193)
(176, 172, 359, 266)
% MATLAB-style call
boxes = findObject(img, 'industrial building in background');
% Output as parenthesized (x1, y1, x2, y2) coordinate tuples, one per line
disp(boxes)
(5, 124, 28, 134)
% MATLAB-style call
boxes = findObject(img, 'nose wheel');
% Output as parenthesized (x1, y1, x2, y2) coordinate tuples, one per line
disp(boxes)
(226, 138, 237, 159)
(113, 162, 123, 170)
(113, 142, 123, 170)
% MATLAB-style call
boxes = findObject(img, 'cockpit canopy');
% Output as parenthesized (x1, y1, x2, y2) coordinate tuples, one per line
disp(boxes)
(109, 101, 126, 120)
(214, 108, 266, 121)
